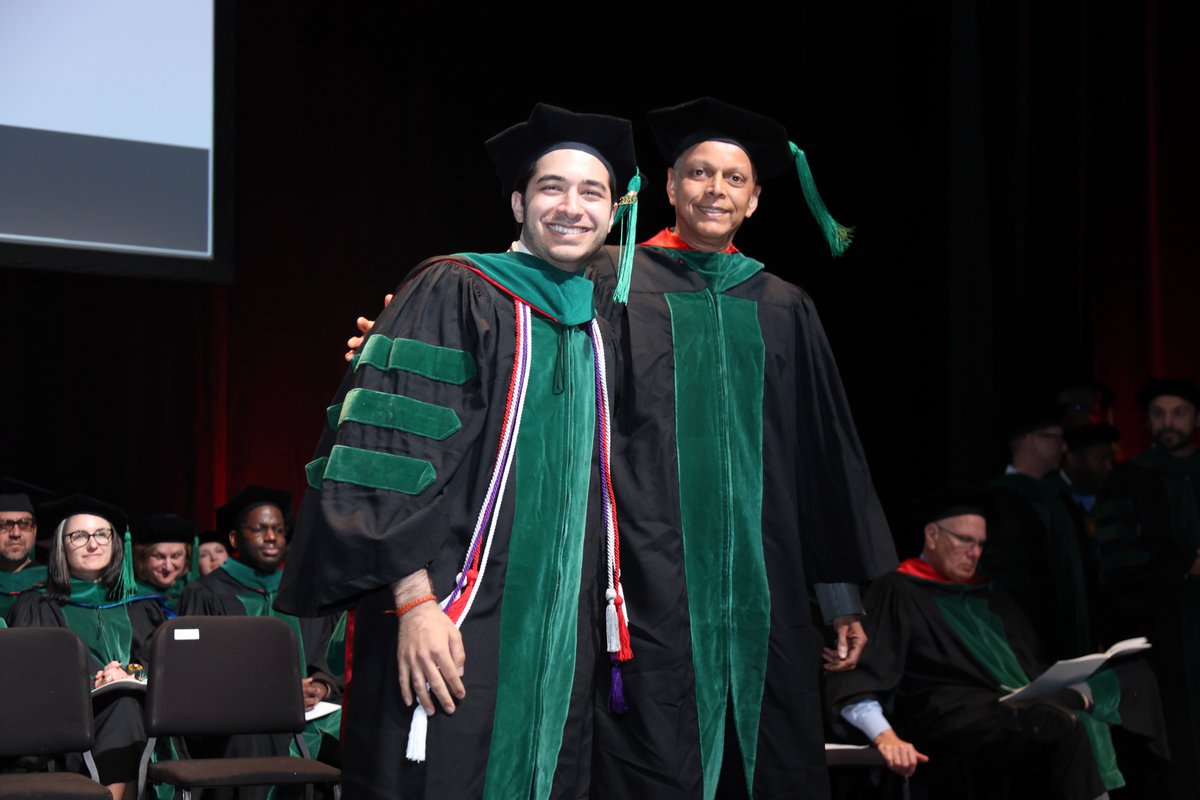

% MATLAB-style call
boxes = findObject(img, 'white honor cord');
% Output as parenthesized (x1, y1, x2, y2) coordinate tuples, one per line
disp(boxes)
(405, 301, 533, 763)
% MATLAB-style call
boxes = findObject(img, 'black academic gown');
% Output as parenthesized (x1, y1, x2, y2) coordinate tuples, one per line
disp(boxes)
(7, 586, 166, 784)
(825, 568, 1166, 800)
(134, 577, 186, 615)
(1096, 448, 1200, 794)
(0, 563, 47, 618)
(277, 253, 619, 800)
(984, 472, 1096, 660)
(589, 238, 897, 800)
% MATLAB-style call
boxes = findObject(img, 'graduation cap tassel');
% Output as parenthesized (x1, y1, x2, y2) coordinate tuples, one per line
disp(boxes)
(789, 143, 854, 258)
(187, 533, 201, 583)
(118, 527, 137, 601)
(611, 170, 643, 305)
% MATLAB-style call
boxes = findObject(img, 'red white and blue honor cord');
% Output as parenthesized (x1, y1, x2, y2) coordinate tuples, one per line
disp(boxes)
(406, 300, 632, 761)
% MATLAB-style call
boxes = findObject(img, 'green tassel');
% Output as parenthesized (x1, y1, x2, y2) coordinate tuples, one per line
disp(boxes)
(611, 169, 643, 305)
(789, 142, 854, 257)
(188, 533, 201, 583)
(118, 528, 137, 601)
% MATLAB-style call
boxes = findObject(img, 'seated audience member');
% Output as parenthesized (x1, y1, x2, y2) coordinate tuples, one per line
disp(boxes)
(7, 494, 167, 800)
(0, 478, 50, 618)
(131, 513, 198, 611)
(196, 528, 229, 575)
(985, 401, 1096, 660)
(178, 485, 340, 798)
(826, 487, 1167, 799)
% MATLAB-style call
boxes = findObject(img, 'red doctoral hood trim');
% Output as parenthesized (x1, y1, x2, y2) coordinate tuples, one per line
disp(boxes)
(640, 227, 739, 254)
(896, 557, 987, 586)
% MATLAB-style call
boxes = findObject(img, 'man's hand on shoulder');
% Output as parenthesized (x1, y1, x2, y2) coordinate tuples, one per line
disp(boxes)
(344, 293, 392, 362)
(823, 615, 867, 672)
(873, 728, 928, 778)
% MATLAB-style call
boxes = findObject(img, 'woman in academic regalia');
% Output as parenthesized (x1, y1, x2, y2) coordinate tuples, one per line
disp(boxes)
(131, 513, 199, 612)
(6, 494, 168, 800)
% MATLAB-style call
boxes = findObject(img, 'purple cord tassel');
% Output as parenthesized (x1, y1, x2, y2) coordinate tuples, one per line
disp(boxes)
(608, 656, 628, 715)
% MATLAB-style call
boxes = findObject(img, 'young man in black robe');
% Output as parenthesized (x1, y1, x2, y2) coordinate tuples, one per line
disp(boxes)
(178, 485, 341, 799)
(1056, 423, 1120, 515)
(277, 105, 639, 800)
(827, 488, 1168, 799)
(1095, 377, 1200, 795)
(586, 98, 897, 800)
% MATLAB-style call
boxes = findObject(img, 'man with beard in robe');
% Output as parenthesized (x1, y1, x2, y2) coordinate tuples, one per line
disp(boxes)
(1095, 377, 1200, 796)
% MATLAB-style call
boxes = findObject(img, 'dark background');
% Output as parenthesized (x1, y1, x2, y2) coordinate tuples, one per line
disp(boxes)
(3, 2, 1196, 558)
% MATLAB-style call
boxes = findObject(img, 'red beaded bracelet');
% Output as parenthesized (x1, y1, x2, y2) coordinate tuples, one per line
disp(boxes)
(387, 593, 437, 616)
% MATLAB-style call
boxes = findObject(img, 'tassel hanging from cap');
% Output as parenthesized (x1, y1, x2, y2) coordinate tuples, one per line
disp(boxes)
(187, 533, 201, 582)
(789, 143, 854, 258)
(118, 528, 137, 601)
(611, 169, 643, 304)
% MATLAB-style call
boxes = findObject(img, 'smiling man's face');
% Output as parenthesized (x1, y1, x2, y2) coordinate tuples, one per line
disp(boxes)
(666, 140, 761, 253)
(512, 148, 616, 273)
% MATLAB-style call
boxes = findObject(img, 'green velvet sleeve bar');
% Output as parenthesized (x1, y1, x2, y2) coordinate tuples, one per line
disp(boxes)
(279, 258, 505, 616)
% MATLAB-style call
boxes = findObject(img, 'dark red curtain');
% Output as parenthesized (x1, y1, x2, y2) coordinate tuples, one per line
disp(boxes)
(2, 3, 1195, 544)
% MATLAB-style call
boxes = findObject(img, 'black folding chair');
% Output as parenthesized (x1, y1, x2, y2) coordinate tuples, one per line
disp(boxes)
(137, 616, 340, 800)
(826, 743, 911, 800)
(0, 627, 112, 799)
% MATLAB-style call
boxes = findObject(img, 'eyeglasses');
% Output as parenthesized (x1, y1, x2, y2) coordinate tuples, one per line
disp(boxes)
(936, 525, 987, 553)
(239, 524, 286, 541)
(66, 528, 115, 547)
(0, 518, 34, 533)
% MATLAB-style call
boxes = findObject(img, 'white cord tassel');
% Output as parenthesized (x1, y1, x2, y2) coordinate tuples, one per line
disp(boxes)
(605, 589, 620, 653)
(406, 704, 429, 762)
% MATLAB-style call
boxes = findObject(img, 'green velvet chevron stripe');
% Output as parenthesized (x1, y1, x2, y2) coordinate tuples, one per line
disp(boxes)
(307, 445, 435, 495)
(305, 457, 328, 490)
(334, 388, 461, 440)
(326, 403, 343, 431)
(355, 334, 476, 384)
